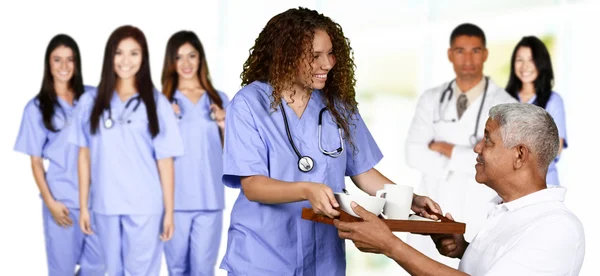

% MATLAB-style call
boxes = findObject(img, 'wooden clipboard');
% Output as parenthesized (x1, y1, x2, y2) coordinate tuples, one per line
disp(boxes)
(301, 208, 465, 234)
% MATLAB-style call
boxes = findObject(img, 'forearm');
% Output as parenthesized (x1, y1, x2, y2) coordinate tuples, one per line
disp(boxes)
(78, 147, 91, 211)
(386, 239, 468, 276)
(351, 168, 392, 196)
(351, 168, 424, 200)
(30, 157, 55, 206)
(241, 175, 309, 204)
(157, 158, 175, 214)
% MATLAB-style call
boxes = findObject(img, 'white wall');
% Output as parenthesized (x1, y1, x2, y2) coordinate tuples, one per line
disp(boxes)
(0, 0, 597, 275)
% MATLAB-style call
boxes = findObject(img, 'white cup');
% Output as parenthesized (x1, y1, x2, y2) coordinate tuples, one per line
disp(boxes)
(375, 184, 413, 220)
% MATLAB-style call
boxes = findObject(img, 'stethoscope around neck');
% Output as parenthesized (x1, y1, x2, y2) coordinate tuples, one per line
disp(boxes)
(434, 77, 489, 146)
(171, 96, 216, 121)
(280, 102, 344, 173)
(103, 95, 142, 129)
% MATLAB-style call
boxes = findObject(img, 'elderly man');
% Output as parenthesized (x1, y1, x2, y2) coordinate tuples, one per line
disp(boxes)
(335, 103, 585, 275)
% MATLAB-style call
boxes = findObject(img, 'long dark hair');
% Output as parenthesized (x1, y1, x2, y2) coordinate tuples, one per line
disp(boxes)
(36, 34, 84, 132)
(161, 31, 223, 108)
(241, 7, 357, 148)
(506, 36, 554, 109)
(90, 25, 159, 137)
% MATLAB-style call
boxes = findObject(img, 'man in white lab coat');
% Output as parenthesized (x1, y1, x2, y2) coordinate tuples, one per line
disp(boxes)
(404, 23, 516, 267)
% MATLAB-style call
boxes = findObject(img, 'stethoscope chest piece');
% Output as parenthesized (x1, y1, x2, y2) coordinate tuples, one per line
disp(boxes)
(209, 111, 216, 121)
(104, 118, 114, 129)
(298, 156, 315, 172)
(103, 95, 141, 129)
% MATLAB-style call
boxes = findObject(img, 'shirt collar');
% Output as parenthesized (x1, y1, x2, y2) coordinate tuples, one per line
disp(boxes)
(453, 77, 486, 105)
(490, 186, 567, 213)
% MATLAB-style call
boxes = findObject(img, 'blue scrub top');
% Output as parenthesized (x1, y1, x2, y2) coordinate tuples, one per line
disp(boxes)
(14, 86, 95, 209)
(220, 81, 383, 275)
(521, 92, 567, 185)
(69, 88, 184, 215)
(172, 89, 230, 210)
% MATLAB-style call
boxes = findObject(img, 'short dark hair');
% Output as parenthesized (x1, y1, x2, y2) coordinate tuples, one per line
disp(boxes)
(450, 23, 486, 47)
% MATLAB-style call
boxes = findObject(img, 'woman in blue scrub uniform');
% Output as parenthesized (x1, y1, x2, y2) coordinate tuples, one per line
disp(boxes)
(219, 7, 441, 276)
(69, 25, 184, 276)
(14, 34, 104, 276)
(506, 36, 568, 186)
(161, 30, 229, 276)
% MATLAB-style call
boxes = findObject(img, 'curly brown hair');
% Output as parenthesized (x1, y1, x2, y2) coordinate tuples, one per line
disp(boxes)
(241, 7, 358, 149)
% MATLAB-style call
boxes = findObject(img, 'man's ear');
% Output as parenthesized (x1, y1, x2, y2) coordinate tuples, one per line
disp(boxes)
(514, 144, 529, 169)
(482, 48, 489, 62)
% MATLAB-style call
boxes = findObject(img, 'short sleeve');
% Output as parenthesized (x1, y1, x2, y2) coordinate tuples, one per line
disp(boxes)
(344, 112, 383, 176)
(222, 95, 269, 188)
(68, 92, 93, 148)
(545, 92, 567, 148)
(14, 100, 48, 157)
(153, 94, 184, 160)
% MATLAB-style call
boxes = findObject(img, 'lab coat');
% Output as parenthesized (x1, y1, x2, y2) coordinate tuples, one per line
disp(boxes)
(405, 78, 517, 266)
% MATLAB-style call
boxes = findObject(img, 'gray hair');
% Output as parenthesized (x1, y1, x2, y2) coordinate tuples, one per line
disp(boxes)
(488, 103, 559, 172)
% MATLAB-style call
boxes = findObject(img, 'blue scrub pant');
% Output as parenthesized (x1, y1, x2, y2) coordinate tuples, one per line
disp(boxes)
(164, 210, 223, 276)
(94, 214, 163, 276)
(42, 204, 104, 276)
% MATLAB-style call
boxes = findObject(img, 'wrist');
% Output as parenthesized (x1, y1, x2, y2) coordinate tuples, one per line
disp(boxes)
(297, 182, 310, 200)
(383, 236, 404, 258)
(42, 195, 56, 206)
(458, 241, 469, 259)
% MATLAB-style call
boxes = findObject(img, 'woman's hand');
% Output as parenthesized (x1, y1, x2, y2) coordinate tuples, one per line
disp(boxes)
(411, 194, 442, 220)
(47, 200, 73, 227)
(79, 208, 93, 235)
(160, 211, 174, 241)
(304, 182, 340, 218)
(171, 103, 181, 117)
(210, 104, 226, 129)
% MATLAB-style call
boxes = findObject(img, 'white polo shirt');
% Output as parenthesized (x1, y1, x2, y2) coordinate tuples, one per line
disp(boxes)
(459, 187, 585, 275)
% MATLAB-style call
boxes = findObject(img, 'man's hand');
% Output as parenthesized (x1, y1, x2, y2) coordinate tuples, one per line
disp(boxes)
(428, 141, 454, 158)
(334, 202, 397, 255)
(430, 213, 469, 259)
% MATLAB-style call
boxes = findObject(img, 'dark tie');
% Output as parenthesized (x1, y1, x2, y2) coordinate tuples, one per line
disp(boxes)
(457, 94, 468, 119)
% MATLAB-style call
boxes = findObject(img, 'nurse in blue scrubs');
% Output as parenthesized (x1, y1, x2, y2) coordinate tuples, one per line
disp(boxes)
(161, 30, 229, 276)
(220, 8, 441, 276)
(506, 36, 567, 186)
(69, 25, 183, 276)
(14, 34, 104, 276)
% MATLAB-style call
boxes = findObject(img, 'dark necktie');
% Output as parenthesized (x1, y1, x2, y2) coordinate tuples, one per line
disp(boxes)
(457, 94, 468, 119)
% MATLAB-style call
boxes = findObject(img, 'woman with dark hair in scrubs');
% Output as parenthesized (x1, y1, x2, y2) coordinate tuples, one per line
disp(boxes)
(70, 25, 183, 276)
(161, 30, 229, 276)
(14, 34, 104, 275)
